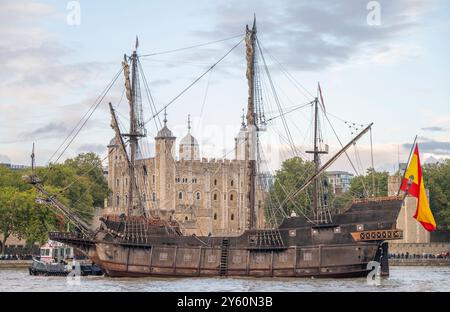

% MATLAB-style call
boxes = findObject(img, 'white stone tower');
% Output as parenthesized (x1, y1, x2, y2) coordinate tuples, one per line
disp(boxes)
(179, 114, 200, 161)
(235, 110, 248, 160)
(155, 110, 176, 217)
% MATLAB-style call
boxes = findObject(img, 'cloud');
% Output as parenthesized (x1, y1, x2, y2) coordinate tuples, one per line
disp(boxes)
(402, 137, 450, 156)
(149, 79, 172, 86)
(0, 0, 112, 111)
(0, 154, 12, 163)
(421, 126, 446, 132)
(20, 122, 71, 139)
(77, 143, 106, 154)
(195, 0, 436, 70)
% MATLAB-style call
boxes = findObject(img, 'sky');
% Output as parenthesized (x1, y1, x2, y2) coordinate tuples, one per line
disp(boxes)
(0, 0, 449, 175)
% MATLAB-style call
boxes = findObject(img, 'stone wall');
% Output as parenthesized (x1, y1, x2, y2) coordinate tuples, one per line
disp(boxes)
(389, 242, 449, 255)
(107, 134, 266, 236)
(388, 175, 430, 244)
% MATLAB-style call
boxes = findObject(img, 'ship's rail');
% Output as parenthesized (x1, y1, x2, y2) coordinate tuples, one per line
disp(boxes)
(247, 229, 286, 250)
(352, 196, 403, 204)
(49, 231, 95, 245)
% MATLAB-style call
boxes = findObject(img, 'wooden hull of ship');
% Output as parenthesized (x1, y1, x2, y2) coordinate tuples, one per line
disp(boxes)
(49, 197, 403, 278)
(95, 242, 382, 278)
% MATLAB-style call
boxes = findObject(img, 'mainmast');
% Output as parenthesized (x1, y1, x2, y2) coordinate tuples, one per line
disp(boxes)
(122, 39, 146, 216)
(245, 16, 257, 229)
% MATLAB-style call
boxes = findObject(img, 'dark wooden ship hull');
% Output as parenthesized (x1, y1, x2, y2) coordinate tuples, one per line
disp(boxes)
(49, 196, 403, 278)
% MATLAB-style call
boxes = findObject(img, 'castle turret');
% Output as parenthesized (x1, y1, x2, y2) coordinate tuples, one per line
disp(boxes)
(235, 110, 248, 160)
(155, 110, 176, 217)
(179, 114, 200, 161)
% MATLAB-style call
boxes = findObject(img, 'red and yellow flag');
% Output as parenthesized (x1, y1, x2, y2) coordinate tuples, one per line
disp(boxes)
(399, 143, 436, 231)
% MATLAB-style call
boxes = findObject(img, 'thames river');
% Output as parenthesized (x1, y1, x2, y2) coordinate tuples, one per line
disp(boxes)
(0, 267, 449, 292)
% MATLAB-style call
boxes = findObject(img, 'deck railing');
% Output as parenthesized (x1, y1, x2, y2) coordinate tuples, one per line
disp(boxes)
(352, 195, 403, 204)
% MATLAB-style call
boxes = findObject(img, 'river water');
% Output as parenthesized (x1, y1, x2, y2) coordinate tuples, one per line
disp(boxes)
(0, 267, 449, 292)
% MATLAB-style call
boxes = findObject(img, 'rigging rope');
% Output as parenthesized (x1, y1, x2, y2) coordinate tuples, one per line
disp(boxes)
(199, 70, 213, 119)
(265, 101, 313, 123)
(140, 34, 243, 57)
(137, 57, 163, 130)
(143, 38, 244, 126)
(322, 108, 364, 179)
(256, 38, 299, 157)
(47, 67, 124, 165)
(258, 41, 315, 100)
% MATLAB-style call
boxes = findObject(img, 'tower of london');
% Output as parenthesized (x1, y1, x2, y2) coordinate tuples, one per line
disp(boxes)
(106, 113, 265, 236)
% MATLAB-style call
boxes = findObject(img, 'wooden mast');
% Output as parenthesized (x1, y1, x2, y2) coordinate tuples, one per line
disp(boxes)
(122, 47, 142, 216)
(245, 16, 257, 229)
(306, 97, 328, 222)
(288, 122, 374, 207)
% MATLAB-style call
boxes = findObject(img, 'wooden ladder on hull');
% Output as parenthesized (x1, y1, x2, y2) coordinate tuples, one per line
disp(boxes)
(219, 238, 229, 276)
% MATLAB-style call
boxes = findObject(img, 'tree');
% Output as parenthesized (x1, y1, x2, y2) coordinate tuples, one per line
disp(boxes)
(0, 152, 109, 252)
(348, 168, 389, 198)
(422, 160, 450, 230)
(0, 165, 30, 191)
(0, 186, 60, 254)
(22, 187, 61, 246)
(267, 157, 334, 224)
(64, 153, 109, 207)
(0, 187, 25, 254)
(37, 164, 95, 223)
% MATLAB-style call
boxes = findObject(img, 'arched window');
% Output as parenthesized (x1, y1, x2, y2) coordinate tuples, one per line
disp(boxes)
(184, 216, 188, 221)
(230, 180, 234, 187)
(196, 192, 201, 200)
(152, 192, 156, 201)
(178, 191, 183, 200)
(231, 214, 234, 221)
(116, 179, 119, 187)
(143, 194, 146, 201)
(214, 179, 217, 186)
(213, 213, 217, 220)
(230, 194, 234, 201)
(213, 193, 218, 201)
(125, 195, 128, 205)
(116, 195, 120, 206)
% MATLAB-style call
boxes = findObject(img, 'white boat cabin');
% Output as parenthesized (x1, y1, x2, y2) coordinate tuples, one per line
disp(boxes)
(39, 240, 74, 263)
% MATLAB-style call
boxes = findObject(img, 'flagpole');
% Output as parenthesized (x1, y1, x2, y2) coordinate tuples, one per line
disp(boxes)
(397, 135, 418, 196)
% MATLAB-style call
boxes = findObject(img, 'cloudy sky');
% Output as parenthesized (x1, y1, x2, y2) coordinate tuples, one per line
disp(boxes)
(0, 0, 449, 174)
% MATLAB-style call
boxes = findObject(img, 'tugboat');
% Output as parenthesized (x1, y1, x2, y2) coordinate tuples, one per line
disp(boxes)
(27, 18, 404, 278)
(29, 240, 103, 276)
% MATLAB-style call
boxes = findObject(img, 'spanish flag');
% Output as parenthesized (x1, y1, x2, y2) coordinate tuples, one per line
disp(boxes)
(399, 143, 436, 231)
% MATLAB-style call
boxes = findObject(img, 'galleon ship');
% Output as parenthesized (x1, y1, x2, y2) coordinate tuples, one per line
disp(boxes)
(27, 19, 404, 278)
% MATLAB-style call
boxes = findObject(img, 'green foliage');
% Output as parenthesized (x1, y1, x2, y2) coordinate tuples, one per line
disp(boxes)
(348, 168, 389, 198)
(423, 160, 450, 230)
(0, 166, 30, 191)
(0, 153, 108, 252)
(0, 186, 58, 253)
(267, 157, 334, 224)
(37, 164, 94, 222)
(64, 153, 109, 207)
(331, 192, 353, 213)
